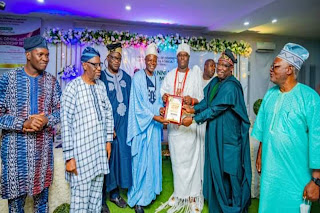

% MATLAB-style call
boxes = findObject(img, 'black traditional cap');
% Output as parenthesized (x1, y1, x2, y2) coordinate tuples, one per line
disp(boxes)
(23, 35, 48, 52)
(219, 49, 237, 65)
(107, 42, 122, 55)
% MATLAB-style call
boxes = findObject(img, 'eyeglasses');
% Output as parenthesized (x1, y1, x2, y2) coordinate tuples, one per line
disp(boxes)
(86, 62, 103, 69)
(108, 55, 122, 62)
(217, 63, 230, 69)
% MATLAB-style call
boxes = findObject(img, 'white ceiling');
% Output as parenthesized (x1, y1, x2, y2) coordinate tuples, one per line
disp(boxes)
(2, 0, 320, 39)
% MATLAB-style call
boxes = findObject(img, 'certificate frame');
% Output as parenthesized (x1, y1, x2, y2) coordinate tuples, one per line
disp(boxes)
(164, 95, 183, 124)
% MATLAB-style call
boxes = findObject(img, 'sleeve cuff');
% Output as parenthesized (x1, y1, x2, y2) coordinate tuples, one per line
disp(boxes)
(106, 133, 113, 143)
(15, 117, 26, 131)
(193, 114, 202, 124)
(194, 104, 200, 113)
(63, 149, 74, 161)
(251, 131, 263, 142)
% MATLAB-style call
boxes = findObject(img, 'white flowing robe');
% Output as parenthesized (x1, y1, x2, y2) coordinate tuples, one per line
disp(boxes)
(160, 66, 204, 200)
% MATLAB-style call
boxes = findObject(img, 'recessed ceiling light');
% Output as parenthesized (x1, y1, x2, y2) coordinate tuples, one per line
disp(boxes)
(272, 19, 277, 23)
(37, 0, 44, 3)
(145, 19, 173, 24)
(125, 5, 131, 11)
(244, 22, 249, 26)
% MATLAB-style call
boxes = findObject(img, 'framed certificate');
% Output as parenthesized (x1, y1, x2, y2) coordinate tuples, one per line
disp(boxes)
(164, 95, 183, 124)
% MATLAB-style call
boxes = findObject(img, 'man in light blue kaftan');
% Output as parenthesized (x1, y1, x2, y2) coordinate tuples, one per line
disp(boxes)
(127, 43, 167, 213)
(252, 43, 320, 212)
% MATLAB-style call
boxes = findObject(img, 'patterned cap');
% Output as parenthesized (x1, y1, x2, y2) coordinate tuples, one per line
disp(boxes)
(81, 47, 100, 62)
(23, 35, 48, 52)
(219, 49, 237, 65)
(277, 43, 309, 70)
(107, 42, 122, 55)
(146, 43, 158, 57)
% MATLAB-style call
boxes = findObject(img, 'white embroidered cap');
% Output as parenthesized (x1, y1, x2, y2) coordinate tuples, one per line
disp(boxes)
(176, 42, 190, 56)
(146, 43, 158, 57)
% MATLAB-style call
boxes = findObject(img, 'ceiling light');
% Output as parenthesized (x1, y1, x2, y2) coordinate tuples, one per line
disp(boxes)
(145, 19, 173, 24)
(272, 19, 277, 23)
(244, 22, 249, 26)
(37, 0, 44, 3)
(125, 5, 131, 11)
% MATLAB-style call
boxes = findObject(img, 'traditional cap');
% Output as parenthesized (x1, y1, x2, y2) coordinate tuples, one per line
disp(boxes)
(146, 43, 158, 57)
(107, 42, 122, 55)
(176, 42, 190, 56)
(219, 49, 237, 65)
(81, 47, 100, 62)
(23, 35, 48, 52)
(277, 43, 309, 70)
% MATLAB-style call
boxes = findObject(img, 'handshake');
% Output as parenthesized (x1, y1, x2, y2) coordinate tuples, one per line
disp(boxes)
(22, 112, 49, 133)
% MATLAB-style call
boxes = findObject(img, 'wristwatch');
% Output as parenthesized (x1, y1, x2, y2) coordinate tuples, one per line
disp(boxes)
(311, 177, 320, 187)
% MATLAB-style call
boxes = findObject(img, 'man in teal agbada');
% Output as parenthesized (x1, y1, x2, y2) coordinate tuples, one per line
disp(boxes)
(253, 43, 320, 212)
(182, 49, 252, 213)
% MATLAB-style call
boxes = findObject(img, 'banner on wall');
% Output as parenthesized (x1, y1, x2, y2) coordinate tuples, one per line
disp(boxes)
(0, 15, 41, 69)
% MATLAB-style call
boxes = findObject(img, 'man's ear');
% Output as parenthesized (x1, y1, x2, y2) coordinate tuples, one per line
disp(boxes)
(25, 52, 31, 61)
(287, 65, 294, 75)
(82, 62, 87, 71)
(106, 55, 111, 63)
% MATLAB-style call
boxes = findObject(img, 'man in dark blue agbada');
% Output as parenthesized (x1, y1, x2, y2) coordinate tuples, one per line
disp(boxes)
(182, 49, 251, 213)
(100, 43, 132, 212)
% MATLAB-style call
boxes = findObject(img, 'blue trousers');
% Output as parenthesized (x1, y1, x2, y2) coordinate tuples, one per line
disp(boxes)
(8, 187, 49, 213)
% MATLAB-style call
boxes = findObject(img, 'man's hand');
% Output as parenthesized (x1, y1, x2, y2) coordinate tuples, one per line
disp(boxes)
(162, 93, 169, 103)
(181, 116, 193, 127)
(159, 107, 166, 116)
(303, 181, 320, 201)
(106, 142, 112, 160)
(30, 112, 49, 129)
(154, 115, 170, 125)
(182, 105, 195, 114)
(256, 143, 262, 175)
(23, 117, 42, 132)
(183, 95, 192, 105)
(23, 112, 49, 133)
(66, 158, 78, 176)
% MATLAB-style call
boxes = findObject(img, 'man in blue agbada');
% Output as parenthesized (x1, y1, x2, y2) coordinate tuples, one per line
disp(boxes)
(100, 42, 132, 212)
(252, 43, 320, 212)
(126, 43, 169, 213)
(182, 49, 252, 213)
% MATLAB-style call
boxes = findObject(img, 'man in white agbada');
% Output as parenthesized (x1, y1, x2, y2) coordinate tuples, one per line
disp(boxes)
(127, 43, 169, 213)
(157, 43, 204, 213)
